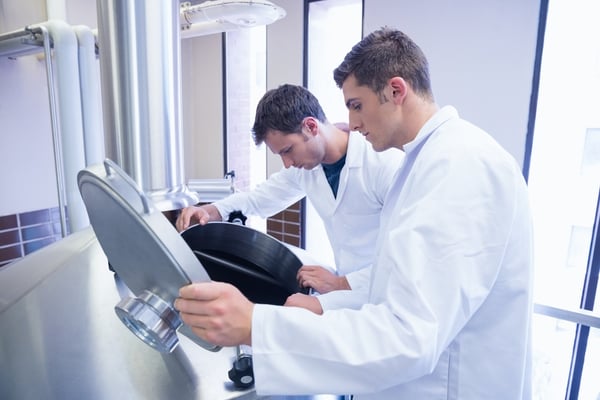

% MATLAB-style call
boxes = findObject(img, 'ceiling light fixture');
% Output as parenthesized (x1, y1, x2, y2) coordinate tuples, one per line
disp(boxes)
(180, 0, 286, 38)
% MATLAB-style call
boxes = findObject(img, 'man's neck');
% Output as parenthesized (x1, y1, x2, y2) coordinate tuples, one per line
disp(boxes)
(322, 123, 350, 164)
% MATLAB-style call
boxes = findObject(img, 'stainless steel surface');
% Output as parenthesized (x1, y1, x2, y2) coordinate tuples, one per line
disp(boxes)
(78, 159, 217, 352)
(0, 227, 342, 400)
(0, 228, 256, 400)
(96, 0, 198, 211)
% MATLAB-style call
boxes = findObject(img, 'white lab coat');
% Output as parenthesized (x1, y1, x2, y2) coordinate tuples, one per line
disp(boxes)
(251, 106, 534, 399)
(213, 132, 403, 295)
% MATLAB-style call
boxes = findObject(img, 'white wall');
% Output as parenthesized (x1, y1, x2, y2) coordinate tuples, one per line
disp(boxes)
(0, 55, 55, 215)
(0, 0, 98, 216)
(364, 0, 541, 167)
(0, 0, 67, 216)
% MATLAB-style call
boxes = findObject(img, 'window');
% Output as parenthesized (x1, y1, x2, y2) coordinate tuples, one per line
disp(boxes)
(527, 1, 600, 398)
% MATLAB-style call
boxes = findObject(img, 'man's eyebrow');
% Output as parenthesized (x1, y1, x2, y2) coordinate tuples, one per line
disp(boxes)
(345, 98, 358, 108)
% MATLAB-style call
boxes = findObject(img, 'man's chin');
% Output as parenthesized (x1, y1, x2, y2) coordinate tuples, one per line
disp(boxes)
(370, 142, 388, 153)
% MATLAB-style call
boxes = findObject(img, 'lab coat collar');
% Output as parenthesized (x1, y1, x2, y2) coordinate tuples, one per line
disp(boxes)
(330, 131, 367, 209)
(403, 106, 459, 155)
(307, 131, 363, 173)
(345, 131, 367, 168)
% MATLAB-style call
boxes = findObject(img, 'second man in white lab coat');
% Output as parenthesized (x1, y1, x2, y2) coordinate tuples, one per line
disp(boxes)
(176, 84, 403, 308)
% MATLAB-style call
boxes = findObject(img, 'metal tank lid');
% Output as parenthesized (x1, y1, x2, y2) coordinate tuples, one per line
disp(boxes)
(77, 158, 217, 353)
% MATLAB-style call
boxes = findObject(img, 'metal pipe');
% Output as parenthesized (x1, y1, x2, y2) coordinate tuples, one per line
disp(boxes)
(39, 20, 89, 233)
(38, 25, 68, 238)
(73, 25, 105, 166)
(96, 0, 198, 212)
(0, 28, 44, 58)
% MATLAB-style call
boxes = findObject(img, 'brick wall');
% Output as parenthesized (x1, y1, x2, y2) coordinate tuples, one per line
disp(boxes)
(0, 207, 67, 268)
(266, 200, 303, 247)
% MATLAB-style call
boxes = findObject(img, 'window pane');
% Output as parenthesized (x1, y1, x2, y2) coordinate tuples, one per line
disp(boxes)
(528, 0, 600, 310)
(528, 0, 600, 397)
(532, 314, 574, 399)
(307, 0, 362, 123)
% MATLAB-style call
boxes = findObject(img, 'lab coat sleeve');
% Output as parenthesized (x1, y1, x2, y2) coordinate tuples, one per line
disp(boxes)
(345, 265, 371, 291)
(316, 285, 369, 311)
(316, 266, 371, 311)
(212, 168, 305, 220)
(250, 131, 530, 396)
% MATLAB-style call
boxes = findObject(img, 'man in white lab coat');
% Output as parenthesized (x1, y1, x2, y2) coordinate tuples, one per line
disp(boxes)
(175, 28, 534, 399)
(177, 84, 403, 304)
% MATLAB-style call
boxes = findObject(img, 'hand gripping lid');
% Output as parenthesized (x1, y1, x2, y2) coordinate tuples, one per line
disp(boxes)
(77, 159, 219, 353)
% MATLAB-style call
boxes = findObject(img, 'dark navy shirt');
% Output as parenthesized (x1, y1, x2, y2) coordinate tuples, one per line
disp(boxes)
(321, 154, 347, 198)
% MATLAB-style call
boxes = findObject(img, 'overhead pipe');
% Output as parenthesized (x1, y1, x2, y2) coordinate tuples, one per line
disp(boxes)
(0, 28, 44, 58)
(96, 0, 199, 211)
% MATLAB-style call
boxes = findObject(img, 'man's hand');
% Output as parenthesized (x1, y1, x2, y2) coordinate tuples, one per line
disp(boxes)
(284, 293, 323, 314)
(175, 204, 221, 232)
(175, 282, 254, 347)
(297, 265, 351, 294)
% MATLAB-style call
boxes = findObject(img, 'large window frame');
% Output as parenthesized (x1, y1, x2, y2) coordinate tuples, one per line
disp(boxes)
(526, 1, 600, 398)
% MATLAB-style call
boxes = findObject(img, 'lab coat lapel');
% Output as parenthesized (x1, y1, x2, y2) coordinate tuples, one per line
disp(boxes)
(331, 133, 362, 212)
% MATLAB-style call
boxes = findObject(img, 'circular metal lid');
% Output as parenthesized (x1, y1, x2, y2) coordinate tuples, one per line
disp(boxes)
(77, 159, 215, 352)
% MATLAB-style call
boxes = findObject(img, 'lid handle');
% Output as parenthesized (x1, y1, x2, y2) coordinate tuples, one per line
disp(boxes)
(103, 158, 152, 214)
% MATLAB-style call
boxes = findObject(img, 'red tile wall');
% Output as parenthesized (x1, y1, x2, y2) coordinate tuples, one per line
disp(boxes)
(266, 200, 303, 247)
(0, 207, 67, 268)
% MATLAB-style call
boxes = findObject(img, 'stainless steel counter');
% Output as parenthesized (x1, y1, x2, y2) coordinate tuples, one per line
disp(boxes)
(0, 228, 341, 400)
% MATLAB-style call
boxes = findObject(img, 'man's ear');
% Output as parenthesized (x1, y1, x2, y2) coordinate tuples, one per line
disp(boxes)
(389, 76, 408, 103)
(302, 116, 319, 137)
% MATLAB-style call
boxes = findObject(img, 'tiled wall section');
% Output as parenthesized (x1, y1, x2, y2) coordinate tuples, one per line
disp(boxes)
(0, 207, 67, 268)
(267, 200, 303, 247)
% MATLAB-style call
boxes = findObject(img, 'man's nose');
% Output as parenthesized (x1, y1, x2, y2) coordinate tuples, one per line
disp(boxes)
(281, 155, 294, 168)
(349, 115, 361, 132)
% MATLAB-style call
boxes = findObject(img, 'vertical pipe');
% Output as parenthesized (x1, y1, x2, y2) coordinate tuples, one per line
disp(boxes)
(46, 0, 67, 21)
(41, 20, 89, 233)
(73, 25, 105, 166)
(96, 0, 198, 211)
(38, 25, 68, 238)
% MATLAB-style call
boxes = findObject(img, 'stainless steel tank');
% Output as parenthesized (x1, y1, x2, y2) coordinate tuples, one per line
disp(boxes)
(0, 227, 255, 399)
(0, 160, 338, 399)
